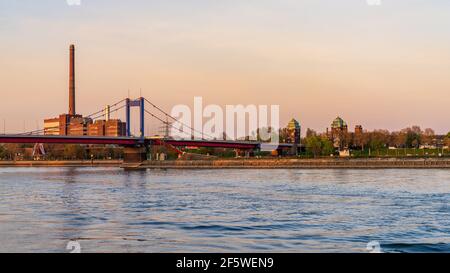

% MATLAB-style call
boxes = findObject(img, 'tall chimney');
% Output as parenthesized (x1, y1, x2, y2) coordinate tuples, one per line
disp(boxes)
(69, 44, 76, 116)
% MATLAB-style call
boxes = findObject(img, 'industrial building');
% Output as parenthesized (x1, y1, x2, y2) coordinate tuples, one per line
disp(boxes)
(105, 120, 127, 137)
(43, 117, 60, 136)
(44, 45, 126, 137)
(87, 120, 106, 136)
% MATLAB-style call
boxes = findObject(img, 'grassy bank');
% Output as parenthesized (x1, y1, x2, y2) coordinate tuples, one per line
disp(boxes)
(2, 158, 449, 169)
(349, 148, 448, 158)
(141, 158, 450, 169)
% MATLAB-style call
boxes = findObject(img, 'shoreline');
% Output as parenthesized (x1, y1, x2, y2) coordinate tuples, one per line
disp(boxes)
(1, 158, 449, 169)
(0, 160, 122, 167)
(140, 158, 450, 169)
(139, 158, 450, 169)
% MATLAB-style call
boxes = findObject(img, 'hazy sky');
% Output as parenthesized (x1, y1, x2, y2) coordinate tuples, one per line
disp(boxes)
(0, 0, 449, 134)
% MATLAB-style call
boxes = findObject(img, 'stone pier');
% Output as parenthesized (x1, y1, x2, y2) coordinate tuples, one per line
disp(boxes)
(123, 146, 147, 165)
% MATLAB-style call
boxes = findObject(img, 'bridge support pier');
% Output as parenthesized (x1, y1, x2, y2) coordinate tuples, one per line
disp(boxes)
(123, 146, 147, 164)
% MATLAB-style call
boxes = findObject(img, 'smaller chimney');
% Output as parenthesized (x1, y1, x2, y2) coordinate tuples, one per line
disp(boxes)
(105, 105, 111, 121)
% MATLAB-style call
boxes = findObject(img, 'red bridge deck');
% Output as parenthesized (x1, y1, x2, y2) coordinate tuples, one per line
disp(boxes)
(0, 135, 293, 150)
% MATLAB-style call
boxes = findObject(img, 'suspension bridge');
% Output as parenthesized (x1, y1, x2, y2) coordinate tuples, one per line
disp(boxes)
(0, 45, 294, 166)
(0, 97, 292, 165)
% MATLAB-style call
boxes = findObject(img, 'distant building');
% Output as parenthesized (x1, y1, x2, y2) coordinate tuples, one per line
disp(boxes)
(59, 114, 77, 136)
(327, 116, 349, 149)
(105, 120, 126, 137)
(88, 120, 106, 136)
(285, 118, 301, 144)
(353, 125, 364, 149)
(44, 117, 60, 136)
(331, 117, 348, 133)
(44, 114, 82, 136)
(279, 118, 301, 155)
(68, 117, 92, 136)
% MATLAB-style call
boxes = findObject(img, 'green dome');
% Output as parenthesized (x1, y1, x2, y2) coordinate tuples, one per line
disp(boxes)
(331, 117, 347, 128)
(287, 118, 300, 130)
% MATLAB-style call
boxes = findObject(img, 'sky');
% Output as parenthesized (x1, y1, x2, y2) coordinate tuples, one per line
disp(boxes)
(0, 0, 449, 135)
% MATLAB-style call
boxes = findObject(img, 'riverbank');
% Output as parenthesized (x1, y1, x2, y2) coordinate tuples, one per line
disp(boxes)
(1, 158, 449, 169)
(0, 160, 122, 167)
(140, 158, 450, 169)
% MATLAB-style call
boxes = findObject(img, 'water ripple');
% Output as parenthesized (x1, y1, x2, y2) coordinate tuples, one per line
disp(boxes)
(0, 167, 449, 253)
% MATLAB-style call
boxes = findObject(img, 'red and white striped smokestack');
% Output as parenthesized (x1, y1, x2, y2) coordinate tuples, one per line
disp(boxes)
(69, 44, 76, 116)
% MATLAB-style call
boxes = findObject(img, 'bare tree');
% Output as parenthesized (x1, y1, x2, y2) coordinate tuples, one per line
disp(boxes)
(422, 128, 435, 146)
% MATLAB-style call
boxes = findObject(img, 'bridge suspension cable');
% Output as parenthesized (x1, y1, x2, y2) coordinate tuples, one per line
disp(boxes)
(89, 104, 126, 121)
(144, 109, 215, 139)
(84, 98, 127, 119)
(15, 97, 218, 139)
(144, 109, 185, 136)
(143, 98, 215, 139)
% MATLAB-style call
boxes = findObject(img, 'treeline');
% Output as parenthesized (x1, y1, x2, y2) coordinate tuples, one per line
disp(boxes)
(302, 127, 450, 157)
(0, 128, 449, 160)
(0, 144, 123, 161)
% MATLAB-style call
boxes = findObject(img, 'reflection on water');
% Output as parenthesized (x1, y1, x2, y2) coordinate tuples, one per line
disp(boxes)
(0, 167, 449, 253)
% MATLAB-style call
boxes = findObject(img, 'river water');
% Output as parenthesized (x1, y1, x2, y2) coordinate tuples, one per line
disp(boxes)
(0, 167, 449, 253)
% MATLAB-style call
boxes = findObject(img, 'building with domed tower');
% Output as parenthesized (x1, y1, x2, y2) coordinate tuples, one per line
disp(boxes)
(285, 118, 301, 144)
(279, 118, 301, 155)
(327, 116, 349, 149)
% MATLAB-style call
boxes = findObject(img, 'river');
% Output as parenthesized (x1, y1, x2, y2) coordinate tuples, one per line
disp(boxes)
(0, 167, 449, 253)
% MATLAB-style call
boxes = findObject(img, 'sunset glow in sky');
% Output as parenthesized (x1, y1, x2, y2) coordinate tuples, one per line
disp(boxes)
(0, 0, 449, 134)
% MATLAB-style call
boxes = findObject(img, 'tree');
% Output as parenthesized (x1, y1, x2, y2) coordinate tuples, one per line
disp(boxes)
(360, 130, 370, 150)
(305, 136, 335, 157)
(63, 145, 86, 160)
(369, 138, 384, 151)
(2, 144, 19, 160)
(306, 128, 317, 138)
(256, 127, 274, 142)
(321, 138, 335, 156)
(306, 136, 322, 157)
(353, 131, 363, 149)
(422, 128, 435, 146)
(334, 130, 349, 150)
(365, 130, 389, 153)
(279, 128, 290, 143)
(445, 132, 450, 147)
(44, 144, 65, 160)
(392, 131, 406, 148)
(402, 127, 421, 148)
(0, 145, 6, 159)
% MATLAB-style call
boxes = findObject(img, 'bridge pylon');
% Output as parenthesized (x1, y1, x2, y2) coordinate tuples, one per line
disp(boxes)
(125, 97, 145, 138)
